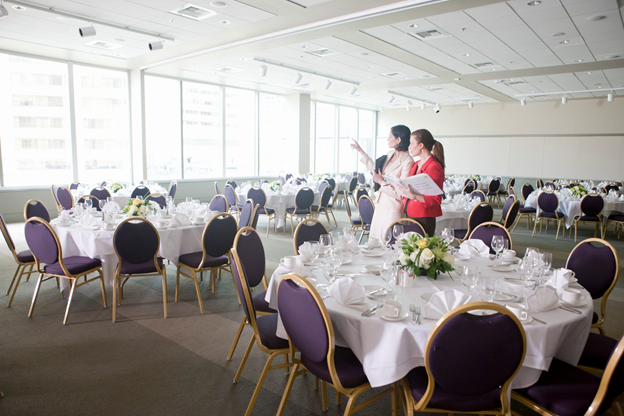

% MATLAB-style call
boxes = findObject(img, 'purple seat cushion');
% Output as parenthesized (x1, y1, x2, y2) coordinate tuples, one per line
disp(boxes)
(286, 207, 311, 215)
(407, 367, 502, 411)
(351, 217, 362, 225)
(592, 312, 599, 324)
(514, 359, 600, 416)
(540, 211, 564, 219)
(17, 250, 35, 263)
(519, 207, 536, 213)
(574, 215, 600, 222)
(119, 257, 164, 275)
(363, 224, 370, 231)
(179, 252, 228, 269)
(454, 229, 467, 239)
(257, 207, 275, 215)
(301, 346, 368, 389)
(253, 290, 276, 313)
(579, 333, 618, 370)
(608, 215, 624, 222)
(45, 256, 101, 276)
(256, 314, 288, 350)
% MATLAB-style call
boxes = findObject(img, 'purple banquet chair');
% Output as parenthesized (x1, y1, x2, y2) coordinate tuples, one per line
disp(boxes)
(463, 181, 475, 194)
(168, 180, 178, 203)
(354, 187, 369, 207)
(570, 194, 605, 241)
(50, 185, 61, 212)
(536, 178, 544, 189)
(401, 302, 525, 415)
(276, 275, 392, 415)
(324, 178, 338, 227)
(226, 180, 237, 189)
(146, 193, 167, 209)
(285, 187, 314, 235)
(90, 186, 111, 202)
(346, 176, 359, 206)
(214, 181, 221, 195)
(175, 213, 237, 312)
(112, 218, 166, 322)
(344, 191, 363, 236)
(24, 218, 107, 325)
(130, 185, 150, 199)
(385, 218, 426, 243)
(56, 186, 75, 211)
(227, 227, 277, 361)
(357, 195, 375, 244)
(512, 335, 624, 416)
(508, 186, 516, 198)
(486, 178, 502, 207)
(532, 191, 565, 239)
(470, 190, 486, 202)
(311, 185, 334, 230)
(229, 248, 289, 416)
(225, 184, 242, 218)
(23, 199, 51, 222)
(579, 333, 620, 372)
(499, 177, 515, 198)
(238, 199, 257, 229)
(250, 205, 260, 230)
(453, 202, 494, 242)
(358, 172, 370, 189)
(248, 187, 276, 236)
(285, 173, 293, 182)
(293, 218, 328, 255)
(101, 181, 107, 187)
(500, 196, 520, 229)
(604, 213, 624, 238)
(209, 194, 229, 213)
(544, 181, 555, 189)
(1, 213, 36, 306)
(469, 221, 513, 254)
(566, 238, 619, 335)
(69, 182, 80, 191)
(513, 183, 536, 231)
(317, 180, 329, 196)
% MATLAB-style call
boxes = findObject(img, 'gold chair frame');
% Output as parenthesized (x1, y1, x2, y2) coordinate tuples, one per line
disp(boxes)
(566, 238, 619, 336)
(536, 179, 544, 189)
(213, 181, 220, 195)
(50, 185, 61, 212)
(23, 199, 49, 222)
(0, 216, 37, 306)
(344, 191, 364, 235)
(237, 199, 258, 229)
(532, 191, 565, 240)
(604, 215, 624, 240)
(401, 302, 526, 416)
(276, 274, 394, 416)
(311, 185, 334, 230)
(249, 186, 276, 237)
(512, 183, 536, 231)
(456, 202, 493, 244)
(145, 193, 166, 208)
(357, 195, 375, 244)
(325, 184, 339, 227)
(469, 221, 513, 251)
(569, 194, 605, 242)
(224, 184, 241, 221)
(512, 335, 624, 416)
(284, 187, 314, 235)
(112, 217, 167, 322)
(91, 186, 111, 199)
(229, 249, 290, 416)
(26, 218, 108, 325)
(501, 196, 520, 229)
(384, 218, 426, 241)
(473, 189, 486, 201)
(292, 218, 328, 255)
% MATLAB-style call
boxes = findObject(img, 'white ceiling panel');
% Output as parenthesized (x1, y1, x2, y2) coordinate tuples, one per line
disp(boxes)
(564, 0, 618, 16)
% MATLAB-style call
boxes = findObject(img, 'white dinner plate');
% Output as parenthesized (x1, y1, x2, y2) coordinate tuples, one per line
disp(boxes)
(375, 309, 410, 321)
(364, 285, 386, 299)
(364, 252, 384, 258)
(503, 277, 524, 286)
(558, 295, 588, 308)
(494, 292, 516, 301)
(501, 257, 521, 264)
(492, 265, 514, 273)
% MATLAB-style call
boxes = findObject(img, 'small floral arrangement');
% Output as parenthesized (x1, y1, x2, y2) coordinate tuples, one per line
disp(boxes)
(397, 233, 454, 279)
(110, 182, 123, 193)
(571, 185, 588, 197)
(312, 174, 323, 181)
(123, 197, 155, 217)
(470, 174, 481, 181)
(269, 180, 282, 192)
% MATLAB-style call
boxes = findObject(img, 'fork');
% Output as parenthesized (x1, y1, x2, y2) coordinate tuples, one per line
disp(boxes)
(410, 304, 421, 325)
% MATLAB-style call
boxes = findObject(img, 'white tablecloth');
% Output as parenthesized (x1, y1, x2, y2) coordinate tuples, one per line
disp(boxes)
(525, 192, 624, 228)
(75, 184, 168, 209)
(435, 205, 471, 234)
(236, 191, 320, 229)
(266, 253, 592, 389)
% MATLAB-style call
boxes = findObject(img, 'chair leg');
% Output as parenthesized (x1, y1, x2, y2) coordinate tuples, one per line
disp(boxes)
(290, 217, 295, 236)
(99, 272, 107, 308)
(28, 274, 44, 318)
(244, 352, 280, 416)
(532, 217, 538, 237)
(574, 223, 578, 242)
(227, 316, 247, 361)
(325, 212, 332, 230)
(276, 363, 299, 416)
(113, 277, 118, 323)
(162, 271, 168, 319)
(321, 380, 328, 411)
(175, 269, 180, 302)
(62, 279, 77, 325)
(234, 335, 255, 383)
(192, 272, 204, 314)
(556, 220, 561, 240)
(8, 265, 26, 307)
(336, 391, 342, 406)
(330, 209, 337, 227)
(6, 264, 21, 296)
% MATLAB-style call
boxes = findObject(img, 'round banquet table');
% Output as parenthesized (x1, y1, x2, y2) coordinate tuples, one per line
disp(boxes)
(236, 190, 320, 229)
(265, 252, 592, 389)
(74, 184, 169, 209)
(51, 219, 204, 290)
(435, 203, 471, 235)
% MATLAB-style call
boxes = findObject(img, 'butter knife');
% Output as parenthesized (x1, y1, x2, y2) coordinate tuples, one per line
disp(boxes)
(558, 306, 582, 314)
(361, 302, 384, 317)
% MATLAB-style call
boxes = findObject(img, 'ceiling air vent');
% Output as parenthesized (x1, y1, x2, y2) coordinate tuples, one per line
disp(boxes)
(474, 62, 494, 67)
(506, 81, 525, 86)
(85, 40, 123, 50)
(216, 67, 244, 73)
(381, 72, 405, 79)
(169, 4, 216, 21)
(427, 87, 443, 91)
(409, 29, 448, 40)
(305, 48, 338, 57)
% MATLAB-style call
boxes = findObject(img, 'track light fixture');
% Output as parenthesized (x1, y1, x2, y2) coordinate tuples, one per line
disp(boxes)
(149, 40, 164, 51)
(379, 106, 384, 113)
(607, 92, 614, 102)
(389, 95, 395, 103)
(294, 72, 303, 84)
(520, 98, 527, 106)
(421, 102, 426, 110)
(406, 104, 410, 111)
(0, 1, 8, 19)
(561, 95, 567, 104)
(434, 104, 441, 113)
(79, 24, 96, 37)
(350, 86, 357, 95)
(260, 65, 267, 77)
(468, 102, 474, 109)
(324, 79, 331, 90)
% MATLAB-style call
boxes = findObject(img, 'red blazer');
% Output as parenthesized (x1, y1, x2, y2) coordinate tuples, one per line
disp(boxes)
(403, 156, 444, 218)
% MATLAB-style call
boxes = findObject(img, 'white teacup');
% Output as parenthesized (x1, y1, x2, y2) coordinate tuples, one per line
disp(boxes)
(281, 256, 297, 269)
(506, 303, 528, 321)
(383, 299, 402, 318)
(364, 265, 381, 274)
(368, 237, 381, 248)
(157, 220, 167, 229)
(502, 250, 516, 261)
(194, 217, 205, 225)
(562, 287, 586, 304)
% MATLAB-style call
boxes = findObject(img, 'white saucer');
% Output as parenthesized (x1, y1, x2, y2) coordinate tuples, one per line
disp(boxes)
(454, 254, 471, 261)
(519, 315, 534, 324)
(364, 252, 383, 258)
(503, 277, 524, 286)
(492, 265, 513, 273)
(420, 292, 433, 302)
(559, 294, 587, 308)
(494, 292, 516, 301)
(364, 265, 381, 274)
(501, 256, 521, 264)
(364, 285, 386, 299)
(375, 309, 410, 321)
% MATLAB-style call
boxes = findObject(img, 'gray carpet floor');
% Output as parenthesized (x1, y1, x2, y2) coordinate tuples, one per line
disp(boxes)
(0, 206, 623, 415)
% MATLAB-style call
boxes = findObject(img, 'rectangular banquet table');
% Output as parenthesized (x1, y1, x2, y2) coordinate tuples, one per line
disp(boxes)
(266, 252, 592, 389)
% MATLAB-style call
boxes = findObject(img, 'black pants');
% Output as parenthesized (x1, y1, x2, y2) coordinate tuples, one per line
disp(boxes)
(408, 216, 436, 237)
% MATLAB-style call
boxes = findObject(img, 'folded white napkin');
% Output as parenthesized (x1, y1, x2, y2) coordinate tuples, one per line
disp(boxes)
(458, 239, 489, 257)
(552, 268, 576, 294)
(79, 214, 99, 229)
(195, 205, 209, 218)
(328, 278, 366, 310)
(338, 235, 359, 254)
(170, 214, 190, 228)
(275, 257, 312, 279)
(527, 286, 559, 312)
(422, 289, 472, 320)
(298, 242, 314, 263)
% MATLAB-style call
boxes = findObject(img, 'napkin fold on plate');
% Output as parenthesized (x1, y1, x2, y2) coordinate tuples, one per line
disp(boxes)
(458, 239, 490, 258)
(275, 257, 313, 279)
(552, 268, 577, 293)
(79, 214, 99, 229)
(422, 289, 472, 320)
(527, 286, 559, 312)
(298, 242, 315, 264)
(328, 277, 367, 310)
(195, 205, 209, 218)
(170, 214, 191, 228)
(338, 235, 359, 254)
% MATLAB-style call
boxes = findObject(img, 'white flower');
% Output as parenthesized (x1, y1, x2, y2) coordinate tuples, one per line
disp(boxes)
(129, 206, 137, 215)
(409, 251, 418, 262)
(443, 252, 455, 265)
(419, 248, 435, 269)
(398, 252, 409, 265)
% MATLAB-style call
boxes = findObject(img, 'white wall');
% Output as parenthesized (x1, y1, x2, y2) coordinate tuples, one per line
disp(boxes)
(378, 97, 624, 180)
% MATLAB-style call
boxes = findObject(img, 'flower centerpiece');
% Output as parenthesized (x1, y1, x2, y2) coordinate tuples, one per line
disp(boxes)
(396, 233, 454, 279)
(470, 174, 481, 181)
(269, 180, 282, 192)
(123, 198, 155, 217)
(571, 185, 588, 197)
(110, 182, 123, 193)
(312, 173, 323, 181)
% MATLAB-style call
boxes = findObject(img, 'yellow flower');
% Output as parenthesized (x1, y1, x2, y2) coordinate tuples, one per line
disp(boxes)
(132, 198, 142, 206)
(417, 239, 429, 249)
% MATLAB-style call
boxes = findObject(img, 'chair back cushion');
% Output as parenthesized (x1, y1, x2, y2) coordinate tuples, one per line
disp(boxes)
(325, 178, 336, 190)
(235, 229, 266, 288)
(505, 201, 519, 228)
(70, 182, 80, 190)
(278, 279, 329, 363)
(463, 182, 475, 194)
(318, 181, 328, 195)
(580, 195, 604, 217)
(239, 200, 253, 228)
(358, 173, 366, 184)
(90, 187, 111, 201)
(114, 220, 159, 264)
(295, 221, 328, 251)
(567, 241, 617, 299)
(319, 186, 332, 208)
(468, 203, 493, 230)
(521, 184, 534, 201)
(488, 179, 500, 194)
(146, 195, 166, 209)
(56, 187, 73, 210)
(224, 185, 237, 207)
(501, 196, 514, 219)
(25, 219, 59, 264)
(230, 251, 255, 323)
(131, 186, 150, 199)
(356, 188, 368, 202)
(25, 200, 51, 222)
(168, 181, 177, 200)
(348, 177, 358, 192)
(470, 223, 510, 254)
(209, 195, 228, 213)
(358, 197, 375, 225)
(537, 192, 558, 213)
(295, 188, 314, 209)
(247, 187, 266, 208)
(226, 180, 237, 189)
(203, 215, 237, 257)
(470, 190, 485, 201)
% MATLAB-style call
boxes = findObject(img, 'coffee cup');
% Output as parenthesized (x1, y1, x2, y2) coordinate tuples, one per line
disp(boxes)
(506, 303, 528, 321)
(368, 237, 380, 248)
(194, 217, 205, 225)
(502, 250, 516, 261)
(281, 256, 297, 269)
(562, 287, 585, 304)
(383, 299, 402, 318)
(157, 220, 167, 229)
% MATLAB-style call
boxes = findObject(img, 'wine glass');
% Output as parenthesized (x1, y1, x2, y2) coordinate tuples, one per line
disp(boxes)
(441, 228, 455, 253)
(392, 224, 404, 242)
(84, 197, 93, 211)
(387, 268, 403, 300)
(461, 265, 479, 293)
(517, 259, 532, 286)
(491, 235, 504, 264)
(479, 275, 496, 303)
(99, 200, 107, 212)
(382, 229, 393, 250)
(308, 241, 320, 265)
(540, 252, 552, 272)
(319, 234, 332, 257)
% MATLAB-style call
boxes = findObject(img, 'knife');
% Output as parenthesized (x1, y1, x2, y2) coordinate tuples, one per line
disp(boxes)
(361, 302, 384, 317)
(558, 306, 582, 314)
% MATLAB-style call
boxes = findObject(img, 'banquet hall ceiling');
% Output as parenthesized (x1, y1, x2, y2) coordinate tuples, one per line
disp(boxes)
(0, 0, 622, 108)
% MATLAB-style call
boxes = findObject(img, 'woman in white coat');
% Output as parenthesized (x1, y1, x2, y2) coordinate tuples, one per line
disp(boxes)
(351, 125, 414, 241)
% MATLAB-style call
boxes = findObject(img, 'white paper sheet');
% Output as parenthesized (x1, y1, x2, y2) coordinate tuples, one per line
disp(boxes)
(383, 173, 443, 198)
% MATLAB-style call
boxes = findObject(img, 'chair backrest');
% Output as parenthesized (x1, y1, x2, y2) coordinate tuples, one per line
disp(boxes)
(230, 248, 258, 331)
(357, 195, 375, 226)
(24, 217, 61, 266)
(247, 187, 267, 208)
(294, 188, 314, 210)
(605, 184, 619, 194)
(168, 180, 178, 202)
(470, 190, 485, 202)
(463, 182, 475, 194)
(501, 196, 514, 221)
(131, 186, 150, 199)
(589, 335, 624, 416)
(318, 181, 328, 195)
(201, 213, 237, 259)
(570, 182, 580, 188)
(488, 179, 500, 194)
(233, 227, 266, 288)
(502, 198, 519, 229)
(285, 173, 293, 181)
(238, 199, 255, 229)
(385, 218, 425, 243)
(214, 181, 221, 195)
(113, 218, 160, 268)
(508, 187, 516, 198)
(250, 204, 260, 229)
(24, 199, 51, 222)
(146, 193, 167, 209)
(50, 185, 61, 210)
(101, 181, 107, 187)
(544, 181, 554, 188)
(345, 174, 352, 183)
(566, 239, 619, 300)
(294, 219, 328, 254)
(467, 202, 493, 232)
(69, 182, 80, 190)
(317, 186, 332, 210)
(421, 302, 525, 412)
(614, 181, 623, 187)
(521, 183, 534, 203)
(209, 194, 229, 213)
(57, 186, 75, 210)
(536, 191, 559, 213)
(355, 187, 368, 204)
(0, 213, 16, 254)
(226, 180, 237, 189)
(580, 194, 605, 217)
(77, 195, 100, 210)
(506, 177, 515, 189)
(469, 222, 513, 254)
(90, 187, 111, 201)
(348, 176, 358, 192)
(358, 173, 366, 185)
(536, 179, 544, 189)
(325, 177, 336, 190)
(344, 191, 355, 221)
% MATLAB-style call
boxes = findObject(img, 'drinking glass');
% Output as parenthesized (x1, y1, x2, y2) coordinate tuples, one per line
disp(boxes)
(540, 252, 552, 272)
(479, 275, 497, 302)
(387, 269, 403, 300)
(491, 235, 504, 264)
(186, 197, 193, 203)
(319, 234, 332, 257)
(308, 241, 320, 265)
(84, 198, 92, 210)
(461, 265, 479, 292)
(99, 200, 107, 212)
(392, 224, 404, 241)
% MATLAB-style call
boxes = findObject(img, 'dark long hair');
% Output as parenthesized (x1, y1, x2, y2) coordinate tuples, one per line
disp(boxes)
(391, 125, 411, 152)
(412, 129, 445, 170)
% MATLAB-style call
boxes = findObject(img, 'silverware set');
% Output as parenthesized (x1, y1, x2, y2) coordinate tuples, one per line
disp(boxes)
(361, 302, 384, 317)
(410, 304, 421, 325)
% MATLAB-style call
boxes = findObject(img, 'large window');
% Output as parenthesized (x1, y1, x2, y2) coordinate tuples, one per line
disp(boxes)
(259, 93, 293, 176)
(315, 103, 335, 174)
(183, 82, 222, 179)
(225, 88, 255, 177)
(73, 65, 130, 183)
(338, 106, 357, 172)
(358, 110, 375, 158)
(0, 54, 73, 186)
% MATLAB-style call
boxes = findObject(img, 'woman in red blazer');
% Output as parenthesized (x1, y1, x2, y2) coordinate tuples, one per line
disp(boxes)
(394, 129, 445, 237)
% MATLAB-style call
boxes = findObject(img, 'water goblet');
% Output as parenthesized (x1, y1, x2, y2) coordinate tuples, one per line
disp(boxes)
(99, 200, 107, 212)
(491, 235, 504, 264)
(84, 197, 93, 211)
(308, 241, 320, 265)
(540, 252, 552, 272)
(387, 269, 403, 300)
(392, 224, 404, 241)
(319, 234, 332, 257)
(479, 275, 497, 303)
(461, 265, 479, 293)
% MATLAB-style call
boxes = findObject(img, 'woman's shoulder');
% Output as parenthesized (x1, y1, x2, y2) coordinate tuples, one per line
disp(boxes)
(398, 151, 414, 162)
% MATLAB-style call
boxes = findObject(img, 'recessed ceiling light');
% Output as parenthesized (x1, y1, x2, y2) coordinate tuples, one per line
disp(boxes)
(210, 1, 228, 7)
(586, 72, 592, 75)
(454, 78, 461, 81)
(527, 0, 541, 5)
(300, 45, 308, 48)
(359, 52, 369, 56)
(170, 19, 175, 23)
(492, 68, 496, 70)
(586, 15, 606, 21)
(240, 57, 247, 61)
(594, 83, 602, 86)
(367, 66, 373, 68)
(575, 59, 584, 62)
(605, 55, 620, 59)
(559, 40, 570, 44)
(12, 5, 27, 11)
(408, 23, 418, 28)
(57, 16, 69, 20)
(422, 75, 430, 78)
(463, 53, 470, 56)
(552, 32, 566, 37)
(220, 20, 231, 25)
(114, 38, 125, 42)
